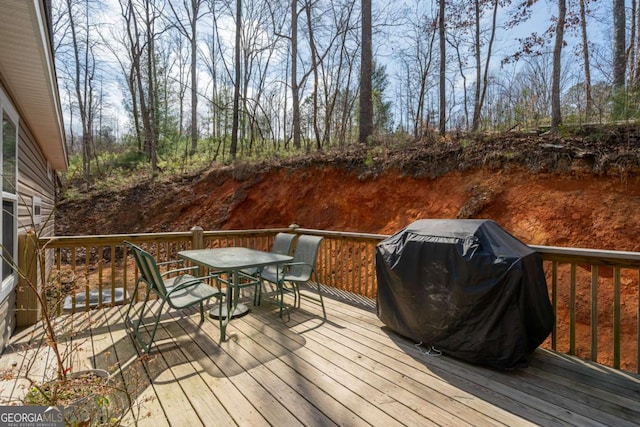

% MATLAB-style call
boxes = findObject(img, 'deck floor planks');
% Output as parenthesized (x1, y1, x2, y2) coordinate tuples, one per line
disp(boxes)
(515, 360, 640, 425)
(151, 322, 239, 426)
(281, 311, 506, 427)
(282, 296, 537, 427)
(529, 348, 640, 397)
(228, 307, 385, 426)
(298, 294, 533, 423)
(176, 314, 340, 426)
(299, 290, 599, 426)
(163, 305, 289, 426)
(229, 306, 409, 427)
(98, 304, 170, 427)
(3, 287, 640, 427)
(524, 350, 640, 424)
(175, 311, 327, 427)
(137, 304, 235, 425)
(161, 310, 271, 427)
(121, 303, 199, 425)
(219, 312, 367, 426)
(0, 325, 52, 404)
(243, 307, 470, 427)
(316, 289, 640, 426)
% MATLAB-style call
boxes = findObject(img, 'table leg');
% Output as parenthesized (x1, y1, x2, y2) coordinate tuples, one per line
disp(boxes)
(209, 271, 250, 341)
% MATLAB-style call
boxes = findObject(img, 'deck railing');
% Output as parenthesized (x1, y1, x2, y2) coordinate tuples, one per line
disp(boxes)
(19, 226, 640, 373)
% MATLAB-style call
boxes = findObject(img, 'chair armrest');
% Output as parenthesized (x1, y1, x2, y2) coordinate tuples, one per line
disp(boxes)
(161, 265, 199, 277)
(166, 273, 220, 295)
(157, 259, 185, 267)
(282, 262, 314, 281)
(284, 262, 314, 272)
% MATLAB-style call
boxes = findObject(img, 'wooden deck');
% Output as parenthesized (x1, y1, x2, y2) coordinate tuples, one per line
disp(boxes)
(2, 286, 640, 426)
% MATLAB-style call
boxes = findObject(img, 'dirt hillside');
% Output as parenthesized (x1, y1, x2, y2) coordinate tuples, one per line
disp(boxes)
(58, 139, 640, 252)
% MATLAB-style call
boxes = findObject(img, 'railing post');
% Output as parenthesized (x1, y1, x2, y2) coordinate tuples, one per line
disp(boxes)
(191, 226, 204, 249)
(16, 232, 40, 326)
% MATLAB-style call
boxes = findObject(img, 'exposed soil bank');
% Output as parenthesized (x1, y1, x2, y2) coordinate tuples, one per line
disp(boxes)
(59, 166, 640, 252)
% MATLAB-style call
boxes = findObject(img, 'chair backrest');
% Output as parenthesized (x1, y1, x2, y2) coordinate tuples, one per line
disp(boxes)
(289, 235, 324, 281)
(271, 233, 296, 255)
(124, 241, 168, 298)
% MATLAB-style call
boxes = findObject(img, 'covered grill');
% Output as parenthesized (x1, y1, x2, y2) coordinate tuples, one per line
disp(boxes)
(376, 219, 554, 369)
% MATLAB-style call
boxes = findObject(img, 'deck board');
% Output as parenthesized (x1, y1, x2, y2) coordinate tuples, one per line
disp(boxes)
(2, 287, 640, 427)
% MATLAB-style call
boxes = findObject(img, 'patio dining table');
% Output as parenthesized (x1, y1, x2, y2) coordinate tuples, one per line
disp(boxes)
(178, 247, 293, 341)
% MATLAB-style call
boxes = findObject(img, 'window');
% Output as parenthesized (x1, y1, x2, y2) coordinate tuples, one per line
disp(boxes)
(2, 201, 14, 283)
(0, 88, 18, 298)
(33, 196, 42, 226)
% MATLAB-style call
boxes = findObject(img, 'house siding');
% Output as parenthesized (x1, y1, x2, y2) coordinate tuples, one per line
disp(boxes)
(17, 119, 56, 235)
(0, 83, 58, 352)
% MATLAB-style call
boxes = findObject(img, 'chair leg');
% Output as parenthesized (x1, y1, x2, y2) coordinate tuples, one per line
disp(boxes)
(253, 282, 261, 306)
(314, 281, 326, 319)
(124, 279, 142, 330)
(144, 299, 167, 353)
(128, 285, 152, 336)
(292, 278, 326, 319)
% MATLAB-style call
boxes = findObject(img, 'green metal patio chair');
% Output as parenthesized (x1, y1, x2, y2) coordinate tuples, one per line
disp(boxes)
(124, 241, 223, 353)
(260, 235, 326, 318)
(241, 232, 296, 305)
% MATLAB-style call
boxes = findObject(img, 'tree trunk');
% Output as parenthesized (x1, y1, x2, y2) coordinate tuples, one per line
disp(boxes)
(438, 0, 446, 135)
(145, 3, 157, 176)
(471, 0, 498, 133)
(305, 2, 321, 152)
(551, 0, 566, 132)
(471, 0, 481, 132)
(635, 0, 640, 88)
(230, 0, 241, 159)
(613, 0, 626, 118)
(190, 5, 199, 156)
(358, 0, 373, 145)
(291, 0, 301, 149)
(66, 0, 93, 183)
(579, 0, 592, 120)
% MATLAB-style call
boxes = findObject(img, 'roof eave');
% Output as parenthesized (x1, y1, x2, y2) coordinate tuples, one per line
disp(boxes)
(0, 0, 67, 171)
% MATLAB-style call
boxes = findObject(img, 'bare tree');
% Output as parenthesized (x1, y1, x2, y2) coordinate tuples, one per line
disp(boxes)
(551, 0, 566, 132)
(612, 0, 626, 118)
(633, 0, 640, 88)
(118, 0, 163, 176)
(470, 0, 499, 132)
(579, 0, 593, 119)
(230, 0, 241, 159)
(168, 0, 207, 156)
(321, 1, 358, 147)
(291, 0, 302, 149)
(63, 0, 98, 184)
(438, 0, 446, 135)
(359, 0, 373, 144)
(395, 3, 438, 138)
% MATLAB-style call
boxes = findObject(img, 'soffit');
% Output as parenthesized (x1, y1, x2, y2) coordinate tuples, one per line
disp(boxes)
(0, 0, 67, 171)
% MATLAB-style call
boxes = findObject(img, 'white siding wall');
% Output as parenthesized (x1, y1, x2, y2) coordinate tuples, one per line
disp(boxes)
(0, 82, 58, 352)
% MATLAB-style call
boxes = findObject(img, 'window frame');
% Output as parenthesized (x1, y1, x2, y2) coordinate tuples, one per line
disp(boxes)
(0, 87, 19, 303)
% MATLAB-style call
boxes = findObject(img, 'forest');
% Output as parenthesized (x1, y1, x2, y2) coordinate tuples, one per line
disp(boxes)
(52, 0, 635, 184)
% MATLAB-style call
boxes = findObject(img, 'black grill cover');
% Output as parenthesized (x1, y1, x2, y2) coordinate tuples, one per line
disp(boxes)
(376, 219, 554, 369)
